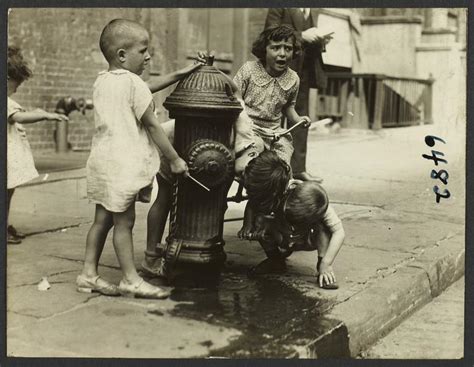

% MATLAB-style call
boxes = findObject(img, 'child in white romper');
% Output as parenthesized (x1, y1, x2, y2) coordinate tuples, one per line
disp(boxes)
(7, 46, 68, 245)
(77, 19, 188, 299)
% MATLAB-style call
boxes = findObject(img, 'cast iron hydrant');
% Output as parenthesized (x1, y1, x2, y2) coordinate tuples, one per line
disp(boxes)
(162, 56, 242, 283)
(54, 97, 93, 152)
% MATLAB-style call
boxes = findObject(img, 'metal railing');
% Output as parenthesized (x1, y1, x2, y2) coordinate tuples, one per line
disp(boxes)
(317, 73, 434, 129)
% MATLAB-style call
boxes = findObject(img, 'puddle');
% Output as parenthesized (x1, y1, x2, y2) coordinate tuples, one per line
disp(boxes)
(167, 269, 347, 358)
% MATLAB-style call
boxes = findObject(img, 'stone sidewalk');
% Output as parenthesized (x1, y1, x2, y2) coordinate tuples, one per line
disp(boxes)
(6, 125, 465, 358)
(364, 277, 464, 359)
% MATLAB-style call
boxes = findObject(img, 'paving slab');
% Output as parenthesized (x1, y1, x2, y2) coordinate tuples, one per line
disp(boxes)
(8, 297, 242, 358)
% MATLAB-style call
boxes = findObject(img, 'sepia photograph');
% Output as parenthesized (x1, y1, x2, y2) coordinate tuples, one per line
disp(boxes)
(4, 5, 468, 360)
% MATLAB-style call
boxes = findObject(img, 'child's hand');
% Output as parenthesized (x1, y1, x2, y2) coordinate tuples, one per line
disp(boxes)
(238, 224, 254, 240)
(45, 112, 69, 122)
(182, 51, 207, 74)
(195, 51, 207, 64)
(318, 261, 336, 287)
(289, 178, 303, 185)
(300, 116, 312, 128)
(170, 157, 189, 176)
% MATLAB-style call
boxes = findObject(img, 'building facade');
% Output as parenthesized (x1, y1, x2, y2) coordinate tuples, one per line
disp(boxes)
(7, 8, 466, 152)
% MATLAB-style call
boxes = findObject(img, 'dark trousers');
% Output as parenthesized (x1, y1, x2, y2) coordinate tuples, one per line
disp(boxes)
(290, 59, 312, 175)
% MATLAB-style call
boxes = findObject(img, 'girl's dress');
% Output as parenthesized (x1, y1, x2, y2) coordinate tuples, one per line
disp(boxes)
(233, 60, 300, 165)
(7, 98, 39, 189)
(86, 69, 160, 213)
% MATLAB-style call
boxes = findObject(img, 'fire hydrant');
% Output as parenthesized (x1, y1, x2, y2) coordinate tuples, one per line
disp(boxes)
(162, 56, 242, 283)
(54, 97, 93, 152)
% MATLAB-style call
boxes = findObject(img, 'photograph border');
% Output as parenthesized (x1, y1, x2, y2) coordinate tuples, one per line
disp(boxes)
(1, 0, 472, 366)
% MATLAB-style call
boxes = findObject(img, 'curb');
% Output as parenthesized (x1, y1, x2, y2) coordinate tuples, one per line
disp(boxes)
(294, 236, 465, 358)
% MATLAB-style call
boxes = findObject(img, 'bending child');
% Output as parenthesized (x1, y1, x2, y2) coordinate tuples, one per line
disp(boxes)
(77, 19, 188, 299)
(249, 181, 345, 289)
(7, 46, 69, 245)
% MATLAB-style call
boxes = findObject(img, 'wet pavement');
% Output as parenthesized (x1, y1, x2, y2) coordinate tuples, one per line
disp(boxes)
(6, 124, 466, 358)
(168, 272, 344, 358)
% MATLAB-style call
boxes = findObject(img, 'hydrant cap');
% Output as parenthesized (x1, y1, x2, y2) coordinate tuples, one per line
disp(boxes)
(163, 64, 243, 116)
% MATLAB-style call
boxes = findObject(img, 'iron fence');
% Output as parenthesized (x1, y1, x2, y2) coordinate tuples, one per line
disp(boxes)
(317, 73, 434, 129)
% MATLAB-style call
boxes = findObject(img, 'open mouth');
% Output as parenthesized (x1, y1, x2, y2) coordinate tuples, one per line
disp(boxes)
(276, 60, 287, 67)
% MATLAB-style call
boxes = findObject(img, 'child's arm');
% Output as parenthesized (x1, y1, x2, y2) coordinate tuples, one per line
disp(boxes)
(147, 52, 206, 93)
(238, 201, 255, 240)
(318, 222, 345, 286)
(284, 105, 311, 127)
(320, 223, 345, 266)
(141, 104, 188, 176)
(9, 109, 68, 125)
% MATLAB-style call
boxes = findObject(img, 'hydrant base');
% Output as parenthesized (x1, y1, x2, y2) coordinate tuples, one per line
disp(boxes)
(167, 262, 224, 288)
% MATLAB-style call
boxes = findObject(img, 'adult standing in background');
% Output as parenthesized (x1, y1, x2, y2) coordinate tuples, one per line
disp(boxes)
(265, 8, 332, 182)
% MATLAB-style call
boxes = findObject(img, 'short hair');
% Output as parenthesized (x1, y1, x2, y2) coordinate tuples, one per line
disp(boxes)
(243, 150, 291, 214)
(99, 19, 147, 62)
(284, 182, 329, 227)
(8, 46, 32, 84)
(251, 25, 301, 63)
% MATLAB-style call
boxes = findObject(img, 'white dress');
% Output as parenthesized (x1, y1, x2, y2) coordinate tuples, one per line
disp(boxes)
(7, 98, 39, 189)
(86, 69, 160, 212)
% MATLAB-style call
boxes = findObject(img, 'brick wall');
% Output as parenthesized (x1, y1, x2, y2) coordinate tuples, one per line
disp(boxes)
(8, 8, 178, 152)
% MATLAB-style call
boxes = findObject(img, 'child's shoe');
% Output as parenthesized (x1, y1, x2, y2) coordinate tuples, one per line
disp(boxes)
(140, 249, 166, 278)
(118, 277, 171, 299)
(248, 257, 287, 277)
(8, 225, 26, 239)
(76, 274, 120, 296)
(7, 233, 22, 245)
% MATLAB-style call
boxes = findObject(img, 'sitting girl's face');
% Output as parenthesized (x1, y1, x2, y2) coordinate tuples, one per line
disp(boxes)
(265, 38, 294, 77)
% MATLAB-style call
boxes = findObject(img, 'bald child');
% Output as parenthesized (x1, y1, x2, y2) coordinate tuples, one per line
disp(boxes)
(78, 19, 189, 299)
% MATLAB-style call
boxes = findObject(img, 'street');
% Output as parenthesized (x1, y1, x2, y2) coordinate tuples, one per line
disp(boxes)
(6, 124, 465, 358)
(363, 276, 464, 359)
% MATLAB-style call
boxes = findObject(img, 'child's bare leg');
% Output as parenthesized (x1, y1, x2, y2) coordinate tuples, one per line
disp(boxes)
(115, 203, 170, 299)
(7, 188, 22, 244)
(146, 175, 172, 254)
(81, 204, 113, 278)
(76, 205, 119, 296)
(112, 203, 141, 284)
(142, 175, 172, 277)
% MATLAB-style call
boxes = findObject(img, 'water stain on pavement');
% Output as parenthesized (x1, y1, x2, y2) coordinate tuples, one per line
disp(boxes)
(165, 270, 348, 358)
